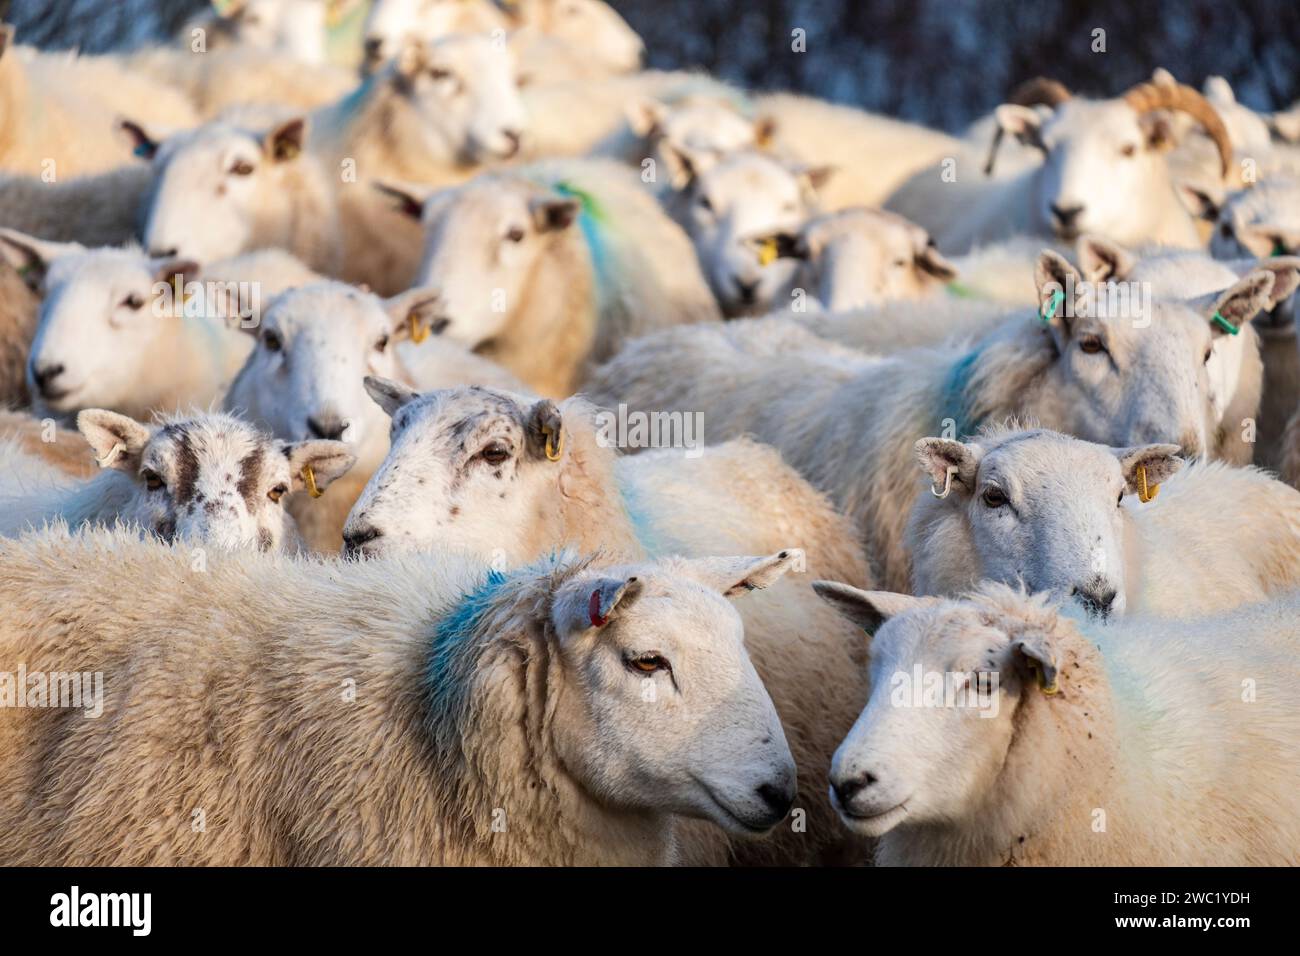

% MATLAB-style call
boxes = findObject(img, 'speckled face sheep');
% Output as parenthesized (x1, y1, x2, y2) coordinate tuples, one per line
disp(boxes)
(72, 409, 354, 552)
(223, 282, 440, 472)
(671, 150, 829, 316)
(749, 207, 957, 311)
(995, 80, 1232, 246)
(361, 0, 509, 73)
(908, 429, 1184, 619)
(0, 233, 247, 419)
(388, 34, 528, 164)
(132, 116, 325, 266)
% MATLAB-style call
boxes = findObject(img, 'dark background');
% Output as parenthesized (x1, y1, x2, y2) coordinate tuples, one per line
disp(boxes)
(6, 0, 1298, 131)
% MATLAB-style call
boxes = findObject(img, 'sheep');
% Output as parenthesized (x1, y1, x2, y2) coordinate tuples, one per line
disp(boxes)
(223, 280, 524, 552)
(660, 149, 830, 317)
(887, 79, 1236, 254)
(0, 259, 40, 408)
(179, 0, 330, 65)
(361, 0, 510, 73)
(814, 581, 1300, 865)
(907, 426, 1300, 620)
(0, 409, 354, 553)
(0, 410, 95, 487)
(381, 158, 721, 396)
(0, 234, 319, 421)
(586, 251, 1278, 589)
(340, 382, 873, 866)
(0, 527, 801, 866)
(131, 113, 341, 272)
(0, 164, 151, 249)
(0, 28, 197, 177)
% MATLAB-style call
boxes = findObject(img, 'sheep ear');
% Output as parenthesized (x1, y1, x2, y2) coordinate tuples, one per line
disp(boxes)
(1176, 181, 1223, 222)
(119, 119, 164, 160)
(1249, 255, 1300, 306)
(914, 437, 981, 495)
(1012, 633, 1059, 694)
(363, 376, 420, 418)
(384, 286, 446, 342)
(530, 197, 581, 232)
(263, 117, 306, 162)
(1034, 249, 1083, 340)
(552, 575, 644, 635)
(525, 399, 563, 461)
(0, 228, 78, 286)
(394, 37, 425, 78)
(285, 440, 356, 495)
(373, 181, 430, 221)
(1076, 235, 1136, 284)
(995, 104, 1045, 150)
(1113, 444, 1184, 495)
(1203, 75, 1235, 104)
(754, 116, 778, 148)
(796, 164, 835, 193)
(625, 97, 666, 137)
(915, 242, 958, 282)
(660, 141, 702, 190)
(812, 582, 929, 635)
(76, 409, 152, 472)
(680, 550, 803, 598)
(1199, 270, 1276, 337)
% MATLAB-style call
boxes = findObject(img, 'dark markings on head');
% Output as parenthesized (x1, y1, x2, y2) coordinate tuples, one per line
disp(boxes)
(172, 429, 200, 506)
(237, 446, 265, 511)
(258, 527, 274, 552)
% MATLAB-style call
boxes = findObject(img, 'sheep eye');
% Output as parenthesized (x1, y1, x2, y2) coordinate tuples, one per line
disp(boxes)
(230, 160, 255, 176)
(1079, 335, 1105, 355)
(142, 469, 165, 491)
(892, 259, 909, 268)
(1120, 143, 1137, 157)
(480, 443, 510, 466)
(505, 226, 525, 243)
(122, 293, 145, 310)
(267, 484, 288, 503)
(697, 194, 713, 212)
(262, 331, 282, 352)
(626, 653, 670, 674)
(1117, 488, 1125, 507)
(375, 334, 389, 353)
(981, 487, 1008, 508)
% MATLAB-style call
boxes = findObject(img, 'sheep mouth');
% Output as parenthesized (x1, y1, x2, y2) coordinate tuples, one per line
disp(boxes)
(835, 797, 910, 836)
(692, 778, 781, 835)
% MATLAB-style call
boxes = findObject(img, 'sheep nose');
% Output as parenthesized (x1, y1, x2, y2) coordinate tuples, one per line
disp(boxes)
(1050, 203, 1084, 230)
(30, 362, 65, 396)
(831, 771, 876, 807)
(756, 779, 796, 818)
(500, 129, 522, 157)
(307, 416, 349, 441)
(342, 525, 382, 558)
(149, 246, 178, 259)
(1071, 581, 1118, 619)
(363, 37, 384, 63)
(734, 277, 760, 304)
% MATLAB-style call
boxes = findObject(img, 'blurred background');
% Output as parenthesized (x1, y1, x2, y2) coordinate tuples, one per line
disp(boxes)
(6, 0, 1298, 130)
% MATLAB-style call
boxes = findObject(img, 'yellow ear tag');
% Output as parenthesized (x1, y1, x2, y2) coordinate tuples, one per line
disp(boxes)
(302, 464, 323, 499)
(757, 236, 779, 267)
(172, 273, 192, 307)
(408, 313, 429, 345)
(1136, 463, 1159, 503)
(542, 424, 564, 462)
(1039, 674, 1059, 696)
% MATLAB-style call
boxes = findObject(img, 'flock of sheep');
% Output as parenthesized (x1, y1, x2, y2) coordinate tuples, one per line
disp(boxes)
(0, 0, 1299, 867)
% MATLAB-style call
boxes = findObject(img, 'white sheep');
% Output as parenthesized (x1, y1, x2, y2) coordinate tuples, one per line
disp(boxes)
(0, 234, 318, 421)
(222, 279, 523, 551)
(341, 382, 873, 866)
(0, 164, 151, 249)
(815, 581, 1300, 865)
(908, 426, 1300, 619)
(381, 158, 720, 396)
(0, 527, 799, 865)
(361, 0, 510, 72)
(0, 409, 354, 553)
(586, 251, 1277, 589)
(0, 411, 95, 499)
(178, 0, 330, 65)
(887, 79, 1235, 254)
(0, 28, 197, 177)
(0, 259, 41, 408)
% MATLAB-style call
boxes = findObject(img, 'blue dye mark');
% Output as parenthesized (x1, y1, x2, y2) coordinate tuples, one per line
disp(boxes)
(941, 348, 983, 439)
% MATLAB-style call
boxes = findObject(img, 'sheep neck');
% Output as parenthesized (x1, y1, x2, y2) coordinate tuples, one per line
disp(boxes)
(126, 309, 242, 420)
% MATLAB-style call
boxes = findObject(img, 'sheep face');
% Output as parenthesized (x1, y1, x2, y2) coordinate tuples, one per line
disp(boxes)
(814, 583, 1060, 838)
(391, 35, 527, 164)
(678, 152, 820, 317)
(1000, 99, 1185, 244)
(912, 430, 1185, 620)
(515, 0, 646, 74)
(1030, 252, 1278, 458)
(224, 282, 439, 472)
(547, 554, 798, 835)
(342, 384, 559, 560)
(76, 409, 353, 552)
(403, 178, 583, 350)
(135, 118, 309, 266)
(754, 208, 957, 311)
(362, 0, 507, 74)
(218, 0, 328, 64)
(0, 237, 195, 416)
(629, 98, 758, 190)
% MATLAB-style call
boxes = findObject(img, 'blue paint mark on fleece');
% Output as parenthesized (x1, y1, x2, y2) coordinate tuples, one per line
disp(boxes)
(553, 181, 611, 309)
(941, 348, 983, 440)
(617, 476, 667, 558)
(426, 567, 507, 710)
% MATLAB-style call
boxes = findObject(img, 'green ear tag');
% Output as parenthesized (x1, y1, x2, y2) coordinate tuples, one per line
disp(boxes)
(1210, 311, 1240, 335)
(1040, 289, 1065, 324)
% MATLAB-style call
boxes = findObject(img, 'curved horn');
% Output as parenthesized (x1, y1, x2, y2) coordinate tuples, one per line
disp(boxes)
(1123, 80, 1233, 179)
(984, 78, 1073, 176)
